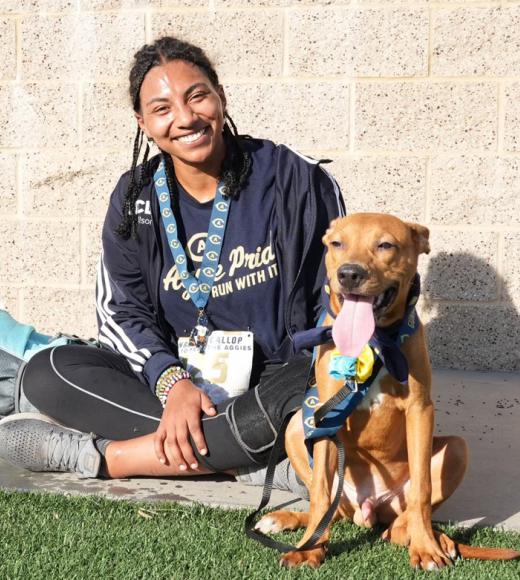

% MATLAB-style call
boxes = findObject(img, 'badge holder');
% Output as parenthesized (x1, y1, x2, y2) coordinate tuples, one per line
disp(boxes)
(190, 309, 209, 354)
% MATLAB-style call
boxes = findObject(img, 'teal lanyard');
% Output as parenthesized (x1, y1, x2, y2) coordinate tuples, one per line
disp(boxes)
(153, 156, 230, 351)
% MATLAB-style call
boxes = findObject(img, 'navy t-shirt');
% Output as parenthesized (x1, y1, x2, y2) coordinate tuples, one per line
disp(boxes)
(158, 156, 285, 368)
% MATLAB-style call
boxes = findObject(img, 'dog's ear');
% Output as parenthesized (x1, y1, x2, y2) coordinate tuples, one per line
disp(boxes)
(322, 218, 341, 247)
(407, 222, 430, 255)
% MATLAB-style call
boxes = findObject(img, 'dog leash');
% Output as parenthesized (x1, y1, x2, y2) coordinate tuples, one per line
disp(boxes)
(245, 364, 371, 552)
(244, 349, 386, 553)
(244, 408, 347, 553)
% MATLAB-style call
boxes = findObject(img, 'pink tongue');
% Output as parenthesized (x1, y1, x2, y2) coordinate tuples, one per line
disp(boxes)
(332, 295, 375, 357)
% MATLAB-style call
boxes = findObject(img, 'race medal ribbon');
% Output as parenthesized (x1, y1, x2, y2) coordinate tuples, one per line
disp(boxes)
(154, 157, 230, 353)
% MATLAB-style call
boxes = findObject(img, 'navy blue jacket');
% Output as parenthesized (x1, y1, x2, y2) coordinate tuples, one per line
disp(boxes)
(96, 139, 345, 391)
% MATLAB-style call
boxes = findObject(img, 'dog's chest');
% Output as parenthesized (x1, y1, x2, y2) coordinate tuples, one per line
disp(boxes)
(355, 373, 392, 411)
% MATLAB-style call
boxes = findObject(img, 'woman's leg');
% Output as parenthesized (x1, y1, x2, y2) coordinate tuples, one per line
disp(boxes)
(16, 345, 310, 479)
(105, 354, 312, 479)
(22, 344, 162, 439)
(21, 344, 214, 476)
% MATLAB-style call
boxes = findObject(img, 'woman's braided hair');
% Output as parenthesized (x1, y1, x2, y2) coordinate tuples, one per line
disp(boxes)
(116, 36, 251, 239)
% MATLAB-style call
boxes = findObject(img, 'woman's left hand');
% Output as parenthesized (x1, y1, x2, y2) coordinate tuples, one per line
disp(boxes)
(154, 379, 216, 470)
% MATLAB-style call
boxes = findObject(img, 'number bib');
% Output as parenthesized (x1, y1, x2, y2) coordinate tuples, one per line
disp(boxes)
(178, 331, 254, 404)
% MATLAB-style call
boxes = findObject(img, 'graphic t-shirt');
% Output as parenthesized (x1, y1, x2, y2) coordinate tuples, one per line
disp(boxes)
(158, 170, 285, 367)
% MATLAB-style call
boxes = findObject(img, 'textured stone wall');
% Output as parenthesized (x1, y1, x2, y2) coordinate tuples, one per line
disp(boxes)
(0, 1, 519, 371)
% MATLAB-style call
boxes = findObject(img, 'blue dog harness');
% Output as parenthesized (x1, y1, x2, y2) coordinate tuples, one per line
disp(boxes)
(297, 274, 421, 444)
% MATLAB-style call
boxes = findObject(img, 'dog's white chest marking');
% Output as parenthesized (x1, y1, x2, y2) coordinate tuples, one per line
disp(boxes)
(356, 374, 388, 411)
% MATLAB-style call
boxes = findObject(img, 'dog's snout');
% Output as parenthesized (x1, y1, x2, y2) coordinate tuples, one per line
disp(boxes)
(337, 264, 368, 290)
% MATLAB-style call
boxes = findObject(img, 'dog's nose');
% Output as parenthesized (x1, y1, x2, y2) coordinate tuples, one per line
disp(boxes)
(337, 264, 368, 290)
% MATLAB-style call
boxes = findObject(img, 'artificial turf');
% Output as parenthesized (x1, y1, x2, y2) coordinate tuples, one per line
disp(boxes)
(0, 490, 518, 580)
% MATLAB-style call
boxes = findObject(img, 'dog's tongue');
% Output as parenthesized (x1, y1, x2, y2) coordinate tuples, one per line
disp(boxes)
(332, 295, 375, 357)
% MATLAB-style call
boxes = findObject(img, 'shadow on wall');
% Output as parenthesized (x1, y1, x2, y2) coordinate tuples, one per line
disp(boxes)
(423, 253, 520, 528)
(420, 252, 520, 372)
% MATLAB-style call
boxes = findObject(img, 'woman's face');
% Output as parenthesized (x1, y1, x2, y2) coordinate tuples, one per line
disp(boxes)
(135, 59, 226, 172)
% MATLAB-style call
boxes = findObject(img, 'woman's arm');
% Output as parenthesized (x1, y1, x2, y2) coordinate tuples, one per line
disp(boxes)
(95, 174, 180, 390)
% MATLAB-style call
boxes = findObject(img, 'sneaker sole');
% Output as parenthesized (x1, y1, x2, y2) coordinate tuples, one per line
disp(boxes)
(0, 412, 82, 433)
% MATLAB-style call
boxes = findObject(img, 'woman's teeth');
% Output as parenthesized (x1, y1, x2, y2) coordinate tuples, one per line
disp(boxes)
(177, 127, 206, 143)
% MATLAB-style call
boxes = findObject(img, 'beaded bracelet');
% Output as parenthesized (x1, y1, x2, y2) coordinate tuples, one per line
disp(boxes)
(155, 365, 191, 407)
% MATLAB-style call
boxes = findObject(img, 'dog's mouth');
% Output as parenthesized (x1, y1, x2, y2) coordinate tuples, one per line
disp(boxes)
(373, 285, 398, 314)
(338, 285, 398, 317)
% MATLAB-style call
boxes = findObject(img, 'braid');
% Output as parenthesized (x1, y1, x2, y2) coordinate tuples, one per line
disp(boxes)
(115, 127, 151, 240)
(116, 36, 252, 237)
(220, 114, 251, 199)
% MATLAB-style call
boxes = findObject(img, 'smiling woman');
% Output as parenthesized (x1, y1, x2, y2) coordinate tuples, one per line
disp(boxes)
(0, 36, 344, 492)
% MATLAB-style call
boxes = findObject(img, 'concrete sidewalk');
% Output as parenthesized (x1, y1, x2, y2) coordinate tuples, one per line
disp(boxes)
(0, 369, 518, 530)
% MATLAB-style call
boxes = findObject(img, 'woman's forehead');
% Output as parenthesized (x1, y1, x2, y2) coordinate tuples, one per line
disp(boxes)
(141, 60, 212, 95)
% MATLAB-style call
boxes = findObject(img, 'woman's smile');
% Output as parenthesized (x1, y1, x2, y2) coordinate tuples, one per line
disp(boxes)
(174, 126, 209, 145)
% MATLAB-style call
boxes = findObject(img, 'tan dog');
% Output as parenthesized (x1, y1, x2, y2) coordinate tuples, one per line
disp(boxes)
(256, 213, 519, 570)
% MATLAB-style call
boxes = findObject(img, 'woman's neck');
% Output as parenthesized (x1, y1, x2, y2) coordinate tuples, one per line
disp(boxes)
(172, 150, 225, 204)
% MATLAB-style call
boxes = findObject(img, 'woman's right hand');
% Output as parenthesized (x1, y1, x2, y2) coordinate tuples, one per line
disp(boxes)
(154, 379, 217, 471)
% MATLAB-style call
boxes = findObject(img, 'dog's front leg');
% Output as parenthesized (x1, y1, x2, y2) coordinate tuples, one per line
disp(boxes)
(402, 331, 453, 571)
(280, 435, 338, 568)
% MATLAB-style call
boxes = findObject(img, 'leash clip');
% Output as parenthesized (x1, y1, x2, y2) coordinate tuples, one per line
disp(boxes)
(345, 378, 359, 393)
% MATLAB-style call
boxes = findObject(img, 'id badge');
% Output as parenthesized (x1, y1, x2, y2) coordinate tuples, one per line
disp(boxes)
(178, 331, 254, 404)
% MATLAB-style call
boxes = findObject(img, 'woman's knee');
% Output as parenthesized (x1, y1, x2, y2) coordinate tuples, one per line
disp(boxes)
(22, 344, 95, 408)
(22, 346, 57, 406)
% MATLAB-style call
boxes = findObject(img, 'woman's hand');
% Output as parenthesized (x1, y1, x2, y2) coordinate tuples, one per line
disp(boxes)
(154, 379, 216, 470)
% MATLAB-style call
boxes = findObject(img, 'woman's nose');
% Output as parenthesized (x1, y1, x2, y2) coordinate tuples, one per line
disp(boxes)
(173, 101, 196, 127)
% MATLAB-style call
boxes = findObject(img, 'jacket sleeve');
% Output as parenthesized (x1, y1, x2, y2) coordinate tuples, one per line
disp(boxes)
(96, 175, 180, 391)
(274, 145, 346, 337)
(310, 162, 346, 323)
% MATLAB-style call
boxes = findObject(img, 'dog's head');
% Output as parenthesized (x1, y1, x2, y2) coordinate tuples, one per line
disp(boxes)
(322, 213, 429, 326)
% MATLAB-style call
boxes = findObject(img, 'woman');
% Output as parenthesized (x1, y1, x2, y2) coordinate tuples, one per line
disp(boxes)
(0, 37, 344, 487)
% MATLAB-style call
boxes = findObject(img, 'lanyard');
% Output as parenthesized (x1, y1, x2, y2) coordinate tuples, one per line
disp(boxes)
(153, 157, 230, 351)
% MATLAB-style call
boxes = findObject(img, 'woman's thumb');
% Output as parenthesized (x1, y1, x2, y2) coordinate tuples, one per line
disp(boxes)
(200, 392, 217, 416)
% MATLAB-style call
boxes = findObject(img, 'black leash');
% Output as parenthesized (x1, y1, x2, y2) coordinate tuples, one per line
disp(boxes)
(244, 383, 350, 553)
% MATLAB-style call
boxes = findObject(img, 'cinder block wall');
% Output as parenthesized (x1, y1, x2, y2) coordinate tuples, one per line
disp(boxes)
(0, 1, 519, 371)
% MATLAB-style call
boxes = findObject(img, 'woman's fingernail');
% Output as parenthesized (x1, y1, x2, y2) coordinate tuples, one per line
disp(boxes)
(190, 463, 198, 469)
(160, 458, 165, 464)
(200, 448, 207, 456)
(179, 464, 187, 471)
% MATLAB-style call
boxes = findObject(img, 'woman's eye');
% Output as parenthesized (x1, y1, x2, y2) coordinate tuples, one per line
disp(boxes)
(153, 106, 169, 114)
(330, 240, 342, 248)
(190, 92, 207, 102)
(378, 242, 395, 250)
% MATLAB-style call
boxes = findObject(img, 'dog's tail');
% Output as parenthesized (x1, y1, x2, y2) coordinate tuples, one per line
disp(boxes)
(456, 543, 520, 561)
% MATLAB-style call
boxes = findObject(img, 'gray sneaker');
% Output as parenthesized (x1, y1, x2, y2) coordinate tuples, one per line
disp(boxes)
(0, 412, 101, 478)
(236, 457, 309, 500)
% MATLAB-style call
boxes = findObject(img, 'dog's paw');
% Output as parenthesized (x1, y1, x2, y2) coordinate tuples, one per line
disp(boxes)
(255, 510, 307, 534)
(255, 515, 283, 534)
(408, 536, 454, 571)
(280, 547, 326, 569)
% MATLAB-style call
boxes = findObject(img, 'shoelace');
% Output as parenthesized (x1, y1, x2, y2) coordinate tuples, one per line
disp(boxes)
(46, 429, 83, 471)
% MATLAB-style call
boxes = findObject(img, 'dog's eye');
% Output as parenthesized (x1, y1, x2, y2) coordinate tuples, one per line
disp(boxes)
(330, 240, 343, 248)
(378, 242, 395, 250)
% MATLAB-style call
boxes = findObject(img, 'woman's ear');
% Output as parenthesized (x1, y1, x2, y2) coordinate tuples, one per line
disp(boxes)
(134, 112, 147, 136)
(218, 85, 227, 113)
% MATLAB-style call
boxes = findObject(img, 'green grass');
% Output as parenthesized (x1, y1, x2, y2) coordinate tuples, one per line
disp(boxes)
(0, 490, 518, 580)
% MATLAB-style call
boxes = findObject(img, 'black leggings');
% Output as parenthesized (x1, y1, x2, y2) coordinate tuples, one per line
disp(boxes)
(22, 345, 310, 472)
